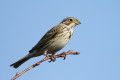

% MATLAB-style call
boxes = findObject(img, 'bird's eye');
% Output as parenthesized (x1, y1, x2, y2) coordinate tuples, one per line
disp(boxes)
(69, 19, 73, 21)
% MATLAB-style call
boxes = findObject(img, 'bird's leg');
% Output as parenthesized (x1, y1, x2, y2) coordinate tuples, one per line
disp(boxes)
(44, 54, 50, 57)
(61, 52, 66, 60)
(44, 54, 56, 62)
(48, 55, 56, 62)
(49, 53, 56, 62)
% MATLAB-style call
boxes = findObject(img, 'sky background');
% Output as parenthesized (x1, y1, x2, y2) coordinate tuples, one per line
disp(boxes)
(0, 0, 120, 80)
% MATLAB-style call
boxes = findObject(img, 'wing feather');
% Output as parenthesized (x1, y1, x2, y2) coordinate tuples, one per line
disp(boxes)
(29, 24, 66, 53)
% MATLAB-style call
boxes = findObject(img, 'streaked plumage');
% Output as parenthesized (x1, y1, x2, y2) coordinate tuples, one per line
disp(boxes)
(10, 17, 81, 68)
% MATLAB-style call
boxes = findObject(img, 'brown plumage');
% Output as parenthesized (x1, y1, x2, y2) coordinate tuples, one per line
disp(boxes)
(10, 17, 81, 68)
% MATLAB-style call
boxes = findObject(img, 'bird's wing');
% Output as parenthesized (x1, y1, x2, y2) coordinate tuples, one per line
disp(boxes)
(29, 24, 67, 53)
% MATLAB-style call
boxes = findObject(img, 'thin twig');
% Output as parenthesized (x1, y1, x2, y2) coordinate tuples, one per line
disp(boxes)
(11, 50, 80, 80)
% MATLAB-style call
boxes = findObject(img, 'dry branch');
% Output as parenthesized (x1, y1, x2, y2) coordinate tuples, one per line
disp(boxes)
(11, 50, 80, 80)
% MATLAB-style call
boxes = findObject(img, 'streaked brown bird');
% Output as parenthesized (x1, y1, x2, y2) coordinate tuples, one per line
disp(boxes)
(10, 17, 81, 68)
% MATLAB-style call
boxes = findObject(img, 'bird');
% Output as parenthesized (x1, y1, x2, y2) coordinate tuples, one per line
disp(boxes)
(10, 17, 81, 68)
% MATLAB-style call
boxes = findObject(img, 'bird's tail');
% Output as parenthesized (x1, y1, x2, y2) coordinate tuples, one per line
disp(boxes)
(10, 56, 30, 68)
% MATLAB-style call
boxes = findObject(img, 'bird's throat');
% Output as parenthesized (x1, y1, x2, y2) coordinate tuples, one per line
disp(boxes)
(67, 23, 76, 28)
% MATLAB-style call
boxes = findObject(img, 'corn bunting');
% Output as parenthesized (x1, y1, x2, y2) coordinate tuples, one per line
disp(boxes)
(10, 17, 81, 68)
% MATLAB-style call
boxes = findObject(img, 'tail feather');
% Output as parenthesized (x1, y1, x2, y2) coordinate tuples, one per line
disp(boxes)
(10, 56, 30, 68)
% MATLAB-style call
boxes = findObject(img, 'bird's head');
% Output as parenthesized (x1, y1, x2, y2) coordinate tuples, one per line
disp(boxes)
(61, 17, 81, 26)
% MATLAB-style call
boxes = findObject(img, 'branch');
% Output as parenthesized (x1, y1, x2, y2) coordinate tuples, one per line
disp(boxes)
(11, 50, 80, 80)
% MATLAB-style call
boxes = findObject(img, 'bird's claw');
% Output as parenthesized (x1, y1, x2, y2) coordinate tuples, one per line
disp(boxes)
(48, 55, 56, 62)
(44, 54, 56, 62)
(61, 52, 66, 60)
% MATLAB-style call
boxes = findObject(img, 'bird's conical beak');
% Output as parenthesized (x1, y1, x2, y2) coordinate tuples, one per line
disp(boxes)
(75, 20, 81, 25)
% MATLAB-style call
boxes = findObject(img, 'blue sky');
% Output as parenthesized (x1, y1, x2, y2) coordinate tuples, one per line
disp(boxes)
(0, 0, 120, 80)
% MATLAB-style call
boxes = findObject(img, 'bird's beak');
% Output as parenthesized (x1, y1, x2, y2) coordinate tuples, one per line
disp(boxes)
(75, 20, 81, 25)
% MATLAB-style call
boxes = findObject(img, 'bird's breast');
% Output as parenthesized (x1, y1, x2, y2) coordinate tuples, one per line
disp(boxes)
(48, 27, 74, 53)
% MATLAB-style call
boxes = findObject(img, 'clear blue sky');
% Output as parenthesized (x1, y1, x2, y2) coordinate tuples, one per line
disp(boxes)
(1, 0, 120, 80)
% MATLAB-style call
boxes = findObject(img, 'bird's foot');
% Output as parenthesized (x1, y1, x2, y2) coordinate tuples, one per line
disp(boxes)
(44, 54, 56, 62)
(61, 52, 66, 60)
(48, 55, 56, 62)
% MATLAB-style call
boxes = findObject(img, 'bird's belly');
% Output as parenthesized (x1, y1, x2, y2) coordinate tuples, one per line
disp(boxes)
(53, 38, 69, 48)
(47, 31, 73, 54)
(47, 38, 69, 53)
